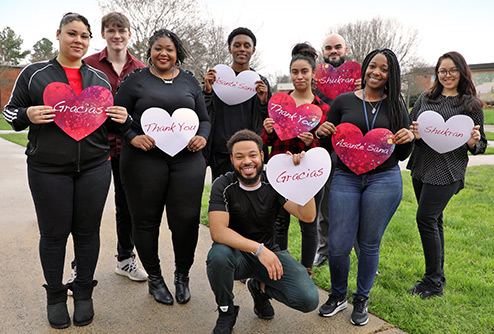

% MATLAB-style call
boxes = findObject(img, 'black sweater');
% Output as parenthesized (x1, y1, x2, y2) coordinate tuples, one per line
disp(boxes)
(3, 58, 132, 173)
(320, 92, 413, 174)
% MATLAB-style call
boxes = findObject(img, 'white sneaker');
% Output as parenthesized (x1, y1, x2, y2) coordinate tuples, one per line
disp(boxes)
(115, 256, 148, 281)
(66, 264, 77, 296)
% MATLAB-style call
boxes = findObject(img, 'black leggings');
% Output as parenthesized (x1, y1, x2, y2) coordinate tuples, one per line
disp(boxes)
(412, 178, 461, 287)
(121, 147, 206, 276)
(28, 162, 111, 290)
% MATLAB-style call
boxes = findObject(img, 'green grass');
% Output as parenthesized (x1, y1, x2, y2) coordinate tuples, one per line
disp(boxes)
(0, 113, 12, 130)
(484, 109, 494, 125)
(0, 133, 28, 146)
(200, 167, 494, 334)
(485, 131, 494, 141)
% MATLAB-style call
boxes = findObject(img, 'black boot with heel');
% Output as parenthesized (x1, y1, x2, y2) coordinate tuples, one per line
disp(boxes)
(148, 274, 174, 305)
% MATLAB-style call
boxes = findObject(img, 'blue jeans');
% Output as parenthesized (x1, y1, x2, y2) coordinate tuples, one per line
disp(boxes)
(206, 243, 319, 312)
(328, 166, 402, 299)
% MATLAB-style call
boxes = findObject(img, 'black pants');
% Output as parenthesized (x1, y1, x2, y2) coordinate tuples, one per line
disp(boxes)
(28, 162, 111, 290)
(210, 152, 233, 181)
(111, 155, 135, 261)
(275, 189, 322, 269)
(412, 178, 461, 287)
(121, 147, 206, 276)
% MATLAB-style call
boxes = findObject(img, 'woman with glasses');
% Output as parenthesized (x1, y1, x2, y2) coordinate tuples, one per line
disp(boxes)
(407, 51, 486, 298)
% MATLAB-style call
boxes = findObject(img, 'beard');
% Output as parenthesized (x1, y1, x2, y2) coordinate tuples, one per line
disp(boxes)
(324, 56, 346, 68)
(234, 162, 264, 185)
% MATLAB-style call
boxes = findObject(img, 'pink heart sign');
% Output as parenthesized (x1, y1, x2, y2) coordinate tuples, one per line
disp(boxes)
(43, 82, 112, 141)
(141, 107, 199, 156)
(268, 92, 322, 141)
(212, 64, 260, 106)
(332, 123, 395, 175)
(417, 110, 474, 154)
(266, 147, 331, 206)
(315, 61, 361, 100)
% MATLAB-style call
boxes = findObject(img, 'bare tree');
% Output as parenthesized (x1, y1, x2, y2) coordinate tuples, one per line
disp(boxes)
(329, 17, 420, 70)
(98, 0, 204, 63)
(183, 18, 231, 83)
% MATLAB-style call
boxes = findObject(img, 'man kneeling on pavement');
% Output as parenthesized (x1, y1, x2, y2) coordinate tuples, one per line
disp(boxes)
(206, 129, 319, 334)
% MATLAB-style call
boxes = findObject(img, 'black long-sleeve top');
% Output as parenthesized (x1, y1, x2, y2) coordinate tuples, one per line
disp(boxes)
(407, 92, 486, 186)
(114, 68, 211, 156)
(320, 92, 413, 174)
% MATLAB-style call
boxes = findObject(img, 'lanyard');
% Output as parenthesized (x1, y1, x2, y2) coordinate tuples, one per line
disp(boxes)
(362, 90, 383, 132)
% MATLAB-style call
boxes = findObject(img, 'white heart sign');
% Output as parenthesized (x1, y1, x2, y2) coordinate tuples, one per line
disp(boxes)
(417, 110, 474, 154)
(212, 64, 260, 106)
(141, 107, 199, 156)
(266, 147, 331, 206)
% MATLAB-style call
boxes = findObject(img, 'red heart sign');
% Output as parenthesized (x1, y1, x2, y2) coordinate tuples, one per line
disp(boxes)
(43, 82, 112, 141)
(332, 123, 395, 175)
(315, 61, 361, 100)
(268, 92, 322, 141)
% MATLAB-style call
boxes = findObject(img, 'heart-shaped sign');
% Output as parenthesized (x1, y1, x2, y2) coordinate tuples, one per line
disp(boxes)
(268, 92, 322, 141)
(141, 107, 199, 156)
(43, 82, 112, 141)
(266, 147, 331, 206)
(315, 61, 361, 101)
(417, 110, 474, 154)
(332, 123, 395, 175)
(212, 64, 260, 106)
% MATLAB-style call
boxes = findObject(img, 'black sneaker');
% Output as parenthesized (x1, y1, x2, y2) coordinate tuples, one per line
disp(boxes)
(407, 280, 443, 299)
(351, 296, 369, 326)
(246, 278, 274, 320)
(212, 305, 239, 334)
(318, 294, 347, 317)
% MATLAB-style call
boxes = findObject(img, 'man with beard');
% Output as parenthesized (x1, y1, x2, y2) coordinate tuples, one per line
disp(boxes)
(313, 33, 361, 267)
(206, 130, 318, 334)
(203, 27, 270, 181)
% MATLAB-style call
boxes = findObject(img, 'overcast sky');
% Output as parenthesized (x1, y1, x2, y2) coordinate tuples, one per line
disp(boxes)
(2, 0, 493, 78)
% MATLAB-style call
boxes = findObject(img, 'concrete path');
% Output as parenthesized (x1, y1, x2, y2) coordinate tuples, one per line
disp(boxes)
(0, 137, 408, 334)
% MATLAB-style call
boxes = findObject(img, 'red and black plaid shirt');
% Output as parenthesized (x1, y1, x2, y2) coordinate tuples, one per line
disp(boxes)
(262, 93, 330, 161)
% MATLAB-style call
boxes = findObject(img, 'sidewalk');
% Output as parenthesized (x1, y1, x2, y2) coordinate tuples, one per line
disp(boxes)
(0, 137, 407, 333)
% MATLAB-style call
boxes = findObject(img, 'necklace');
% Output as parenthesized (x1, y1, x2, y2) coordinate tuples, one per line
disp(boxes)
(151, 65, 176, 85)
(362, 90, 384, 132)
(368, 100, 380, 114)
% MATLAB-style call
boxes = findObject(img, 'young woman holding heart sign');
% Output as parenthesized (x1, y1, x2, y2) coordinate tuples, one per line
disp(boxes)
(316, 49, 414, 326)
(262, 43, 329, 277)
(2, 13, 131, 329)
(115, 28, 210, 307)
(407, 52, 486, 299)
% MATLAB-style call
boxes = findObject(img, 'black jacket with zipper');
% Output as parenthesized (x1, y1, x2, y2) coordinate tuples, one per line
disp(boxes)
(3, 58, 132, 173)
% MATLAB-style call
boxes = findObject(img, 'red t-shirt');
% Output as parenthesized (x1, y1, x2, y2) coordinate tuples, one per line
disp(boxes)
(63, 67, 83, 95)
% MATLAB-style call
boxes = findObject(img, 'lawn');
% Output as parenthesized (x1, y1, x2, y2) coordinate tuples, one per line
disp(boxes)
(201, 167, 494, 334)
(0, 113, 12, 130)
(484, 109, 494, 125)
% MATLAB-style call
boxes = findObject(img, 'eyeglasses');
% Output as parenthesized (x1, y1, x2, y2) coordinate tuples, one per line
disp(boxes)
(437, 69, 459, 77)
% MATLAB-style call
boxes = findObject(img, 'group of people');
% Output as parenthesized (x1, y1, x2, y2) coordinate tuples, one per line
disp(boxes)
(2, 10, 486, 334)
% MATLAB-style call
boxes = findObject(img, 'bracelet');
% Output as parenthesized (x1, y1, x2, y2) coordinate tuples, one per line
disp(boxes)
(252, 243, 264, 257)
(315, 131, 321, 139)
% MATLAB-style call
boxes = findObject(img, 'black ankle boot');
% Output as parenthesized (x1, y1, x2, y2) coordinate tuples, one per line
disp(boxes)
(71, 280, 97, 326)
(148, 275, 174, 305)
(44, 284, 71, 329)
(174, 272, 190, 304)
